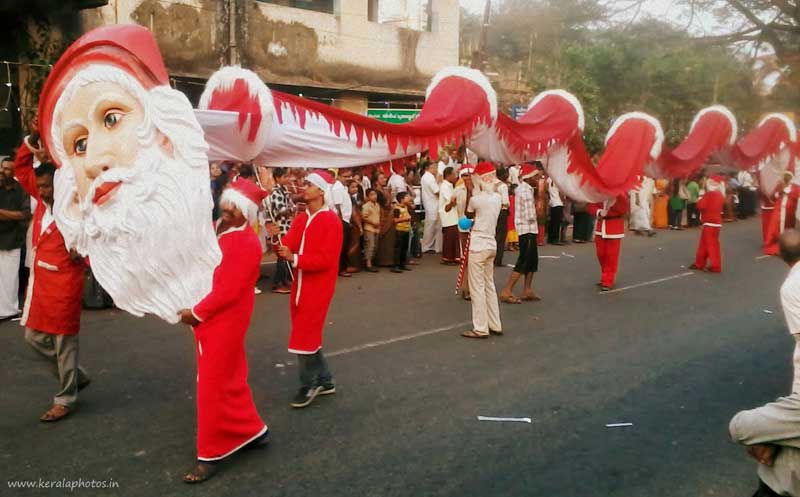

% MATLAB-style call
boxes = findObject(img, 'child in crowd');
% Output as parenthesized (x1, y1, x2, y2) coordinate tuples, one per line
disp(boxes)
(506, 184, 519, 251)
(361, 189, 381, 272)
(392, 192, 413, 273)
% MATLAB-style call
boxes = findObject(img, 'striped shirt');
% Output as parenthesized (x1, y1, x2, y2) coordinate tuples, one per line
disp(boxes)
(514, 181, 538, 235)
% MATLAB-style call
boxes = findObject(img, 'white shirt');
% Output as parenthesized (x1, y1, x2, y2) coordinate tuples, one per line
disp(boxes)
(329, 181, 352, 223)
(389, 173, 408, 199)
(421, 171, 440, 213)
(737, 171, 756, 190)
(508, 165, 520, 186)
(498, 182, 510, 208)
(467, 190, 501, 253)
(548, 178, 563, 208)
(40, 204, 54, 235)
(438, 180, 459, 227)
(781, 263, 800, 392)
(361, 176, 372, 191)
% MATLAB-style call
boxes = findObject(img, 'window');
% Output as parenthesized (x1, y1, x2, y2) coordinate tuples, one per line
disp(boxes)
(257, 0, 334, 15)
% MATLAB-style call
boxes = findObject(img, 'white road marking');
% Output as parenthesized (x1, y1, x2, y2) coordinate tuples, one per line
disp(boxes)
(606, 423, 633, 428)
(755, 255, 771, 261)
(600, 272, 693, 295)
(328, 321, 472, 357)
(478, 416, 532, 424)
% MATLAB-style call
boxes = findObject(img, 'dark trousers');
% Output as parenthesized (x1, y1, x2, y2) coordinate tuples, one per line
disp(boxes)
(752, 480, 781, 497)
(394, 230, 410, 269)
(339, 221, 351, 272)
(687, 203, 699, 226)
(494, 209, 509, 266)
(298, 350, 333, 389)
(573, 212, 593, 241)
(547, 206, 563, 243)
(668, 208, 683, 227)
(273, 259, 292, 288)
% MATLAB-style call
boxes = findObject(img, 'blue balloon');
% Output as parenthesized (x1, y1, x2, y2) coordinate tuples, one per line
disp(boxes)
(458, 216, 474, 230)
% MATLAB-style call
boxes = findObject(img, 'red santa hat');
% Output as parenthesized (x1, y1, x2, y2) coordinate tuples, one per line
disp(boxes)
(520, 164, 537, 180)
(38, 25, 170, 166)
(220, 178, 267, 224)
(475, 162, 496, 177)
(307, 170, 335, 194)
(706, 174, 726, 193)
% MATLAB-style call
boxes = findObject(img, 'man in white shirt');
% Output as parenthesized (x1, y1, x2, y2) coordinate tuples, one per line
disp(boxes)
(420, 161, 442, 253)
(629, 176, 656, 236)
(730, 229, 800, 497)
(461, 162, 502, 339)
(388, 163, 408, 200)
(438, 166, 460, 263)
(547, 177, 565, 245)
(508, 164, 520, 186)
(330, 169, 353, 277)
(495, 167, 511, 266)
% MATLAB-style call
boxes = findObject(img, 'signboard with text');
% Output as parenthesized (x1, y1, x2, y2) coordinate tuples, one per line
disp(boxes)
(366, 108, 421, 124)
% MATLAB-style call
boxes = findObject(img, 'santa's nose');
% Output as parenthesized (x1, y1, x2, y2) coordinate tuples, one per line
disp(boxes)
(84, 150, 112, 180)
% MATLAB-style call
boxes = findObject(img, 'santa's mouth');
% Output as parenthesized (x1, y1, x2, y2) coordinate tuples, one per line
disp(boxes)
(92, 182, 122, 205)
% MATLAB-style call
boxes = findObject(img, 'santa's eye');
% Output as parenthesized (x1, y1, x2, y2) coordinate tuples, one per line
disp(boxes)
(74, 137, 87, 154)
(104, 111, 122, 129)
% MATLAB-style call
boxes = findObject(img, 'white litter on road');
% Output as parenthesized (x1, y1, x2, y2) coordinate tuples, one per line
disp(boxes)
(11, 317, 20, 321)
(764, 309, 775, 314)
(561, 252, 575, 258)
(477, 416, 532, 424)
(606, 423, 633, 428)
(539, 256, 560, 259)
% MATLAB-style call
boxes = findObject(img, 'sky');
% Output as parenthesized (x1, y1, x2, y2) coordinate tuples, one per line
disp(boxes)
(458, 0, 726, 35)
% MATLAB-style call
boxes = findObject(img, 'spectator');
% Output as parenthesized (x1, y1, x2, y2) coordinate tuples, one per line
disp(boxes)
(345, 180, 363, 273)
(329, 169, 354, 277)
(547, 176, 565, 245)
(686, 176, 701, 227)
(729, 230, 800, 497)
(0, 156, 31, 319)
(439, 166, 460, 264)
(420, 161, 441, 253)
(267, 168, 295, 294)
(495, 166, 511, 266)
(668, 179, 686, 230)
(362, 189, 381, 272)
(391, 192, 413, 273)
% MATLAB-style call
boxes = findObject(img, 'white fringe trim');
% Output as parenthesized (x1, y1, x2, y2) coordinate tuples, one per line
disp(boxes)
(426, 66, 498, 120)
(758, 113, 797, 143)
(606, 112, 665, 159)
(690, 105, 738, 146)
(528, 89, 585, 131)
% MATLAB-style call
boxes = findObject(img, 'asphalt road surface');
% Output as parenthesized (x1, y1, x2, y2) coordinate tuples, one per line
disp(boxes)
(1, 217, 793, 497)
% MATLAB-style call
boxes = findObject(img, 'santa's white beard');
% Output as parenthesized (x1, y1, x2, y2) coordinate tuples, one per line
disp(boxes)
(54, 146, 221, 324)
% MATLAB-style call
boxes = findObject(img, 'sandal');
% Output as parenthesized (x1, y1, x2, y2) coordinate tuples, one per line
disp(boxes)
(183, 461, 218, 484)
(499, 295, 522, 304)
(40, 404, 71, 422)
(461, 330, 489, 339)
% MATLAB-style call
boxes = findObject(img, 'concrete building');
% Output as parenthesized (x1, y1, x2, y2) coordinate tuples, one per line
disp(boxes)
(79, 0, 460, 114)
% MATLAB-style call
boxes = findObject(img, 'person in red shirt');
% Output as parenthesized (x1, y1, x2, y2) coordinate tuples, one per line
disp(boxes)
(178, 179, 269, 483)
(588, 193, 629, 291)
(690, 175, 726, 273)
(14, 134, 87, 422)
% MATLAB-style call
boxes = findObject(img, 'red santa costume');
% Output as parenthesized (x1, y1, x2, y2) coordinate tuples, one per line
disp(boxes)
(190, 179, 268, 461)
(692, 176, 726, 272)
(588, 193, 629, 289)
(763, 179, 799, 256)
(761, 194, 776, 247)
(280, 172, 343, 355)
(14, 141, 85, 335)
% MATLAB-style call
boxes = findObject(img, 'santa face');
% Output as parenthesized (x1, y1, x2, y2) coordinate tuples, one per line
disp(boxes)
(57, 81, 145, 202)
(50, 66, 221, 324)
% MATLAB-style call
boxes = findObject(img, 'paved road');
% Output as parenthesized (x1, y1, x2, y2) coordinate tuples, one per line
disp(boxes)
(1, 218, 793, 496)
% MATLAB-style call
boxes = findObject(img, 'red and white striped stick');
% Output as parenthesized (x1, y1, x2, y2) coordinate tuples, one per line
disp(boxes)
(455, 232, 471, 294)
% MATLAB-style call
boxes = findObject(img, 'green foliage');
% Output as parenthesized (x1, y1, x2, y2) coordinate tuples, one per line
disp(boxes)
(527, 21, 759, 154)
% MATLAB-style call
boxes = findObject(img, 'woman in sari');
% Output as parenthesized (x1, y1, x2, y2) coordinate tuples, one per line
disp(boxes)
(652, 178, 670, 229)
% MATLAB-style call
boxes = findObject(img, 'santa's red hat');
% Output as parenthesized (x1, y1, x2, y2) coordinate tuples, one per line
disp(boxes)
(520, 164, 537, 180)
(710, 174, 726, 183)
(307, 170, 335, 193)
(231, 177, 268, 205)
(475, 162, 495, 177)
(38, 25, 169, 166)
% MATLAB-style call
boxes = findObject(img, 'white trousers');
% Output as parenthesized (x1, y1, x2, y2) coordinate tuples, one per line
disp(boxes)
(421, 209, 442, 253)
(468, 249, 502, 333)
(0, 248, 21, 318)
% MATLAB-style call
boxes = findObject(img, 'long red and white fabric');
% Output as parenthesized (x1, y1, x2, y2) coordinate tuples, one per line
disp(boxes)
(195, 65, 797, 204)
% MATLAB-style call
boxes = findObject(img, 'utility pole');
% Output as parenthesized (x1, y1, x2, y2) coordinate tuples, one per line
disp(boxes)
(471, 0, 491, 71)
(228, 0, 239, 65)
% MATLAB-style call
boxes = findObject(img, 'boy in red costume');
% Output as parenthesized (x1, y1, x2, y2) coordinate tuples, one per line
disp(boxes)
(178, 178, 270, 483)
(690, 175, 726, 272)
(270, 170, 343, 408)
(588, 193, 629, 291)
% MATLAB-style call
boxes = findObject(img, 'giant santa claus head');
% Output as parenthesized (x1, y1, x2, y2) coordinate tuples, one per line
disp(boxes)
(38, 25, 221, 324)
